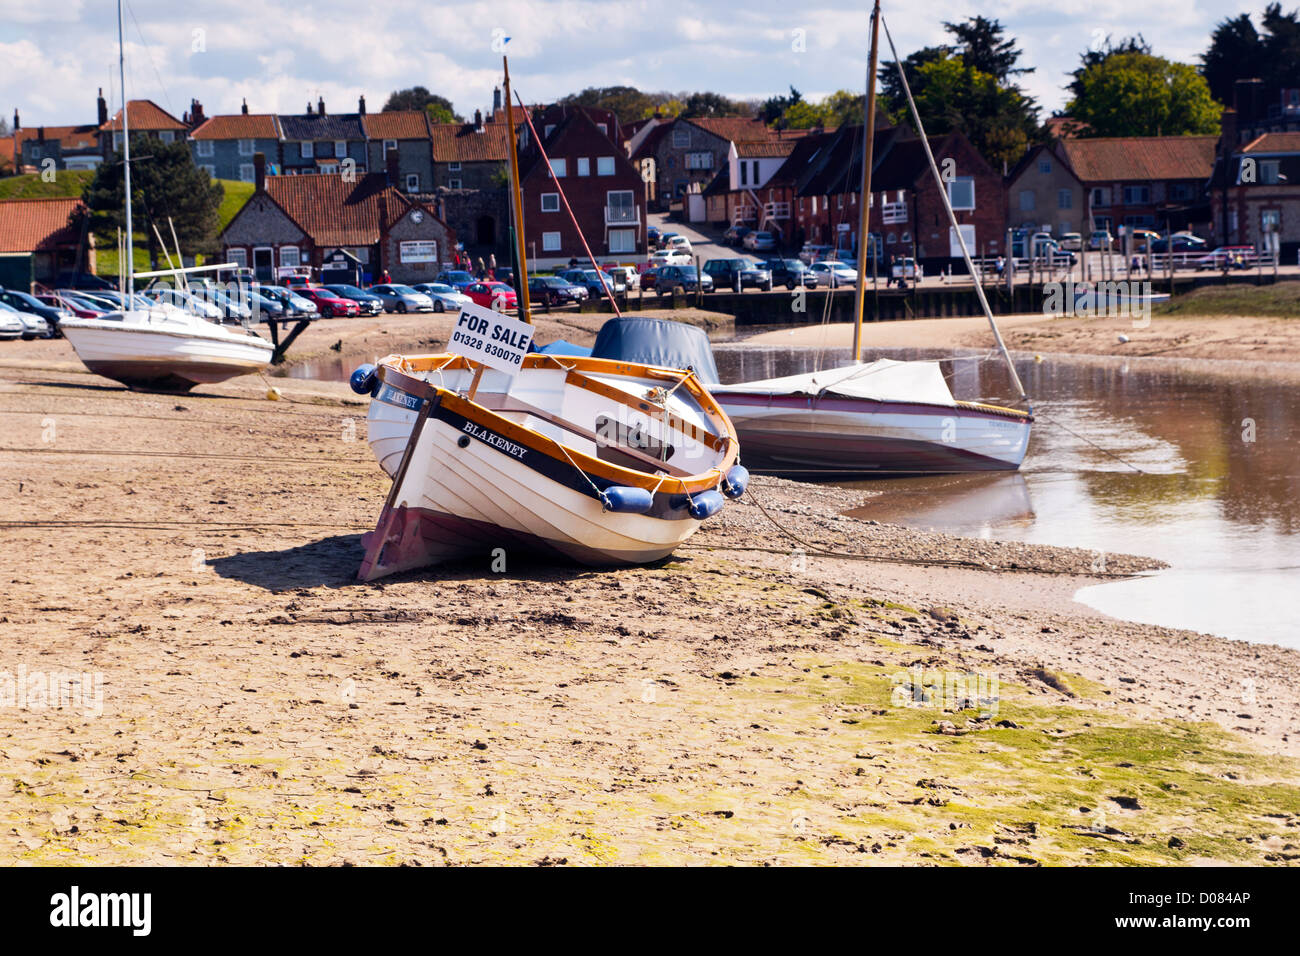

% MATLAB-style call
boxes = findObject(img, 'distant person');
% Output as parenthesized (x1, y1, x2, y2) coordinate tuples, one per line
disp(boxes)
(476, 256, 486, 278)
(381, 268, 392, 284)
(488, 253, 497, 276)
(995, 255, 1005, 276)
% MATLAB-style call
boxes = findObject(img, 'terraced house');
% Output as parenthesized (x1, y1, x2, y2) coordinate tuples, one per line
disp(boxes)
(277, 98, 367, 176)
(99, 99, 188, 159)
(1212, 132, 1300, 258)
(636, 115, 777, 207)
(362, 105, 434, 195)
(190, 106, 283, 182)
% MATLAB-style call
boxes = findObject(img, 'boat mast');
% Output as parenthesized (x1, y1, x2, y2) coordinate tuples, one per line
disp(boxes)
(502, 56, 533, 324)
(117, 0, 134, 298)
(851, 0, 882, 364)
(880, 13, 1028, 402)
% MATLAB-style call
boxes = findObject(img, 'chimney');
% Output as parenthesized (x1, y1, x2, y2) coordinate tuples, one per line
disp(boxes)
(493, 86, 502, 115)
(358, 94, 367, 115)
(318, 96, 326, 117)
(474, 109, 483, 131)
(38, 126, 45, 143)
(307, 101, 314, 115)
(254, 152, 266, 192)
(189, 98, 205, 129)
(386, 147, 400, 186)
(97, 88, 107, 127)
(241, 98, 249, 115)
(12, 110, 19, 132)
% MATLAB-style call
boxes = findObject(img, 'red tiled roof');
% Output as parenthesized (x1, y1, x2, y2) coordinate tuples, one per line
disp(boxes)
(190, 114, 281, 140)
(430, 122, 513, 163)
(736, 139, 799, 158)
(255, 174, 437, 246)
(1241, 132, 1300, 154)
(631, 122, 672, 160)
(101, 99, 187, 132)
(684, 116, 775, 144)
(362, 110, 432, 141)
(0, 197, 84, 253)
(1060, 136, 1216, 183)
(16, 124, 100, 150)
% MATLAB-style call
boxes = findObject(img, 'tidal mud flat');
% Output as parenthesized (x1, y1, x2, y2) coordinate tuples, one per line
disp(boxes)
(1, 347, 1299, 865)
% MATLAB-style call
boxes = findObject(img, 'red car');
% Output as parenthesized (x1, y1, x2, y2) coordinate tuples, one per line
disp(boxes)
(39, 293, 103, 318)
(297, 287, 360, 318)
(464, 281, 517, 311)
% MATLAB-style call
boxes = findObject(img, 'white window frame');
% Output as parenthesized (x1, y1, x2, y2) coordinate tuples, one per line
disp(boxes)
(239, 163, 255, 182)
(279, 246, 301, 268)
(301, 140, 314, 158)
(384, 139, 397, 153)
(196, 139, 214, 157)
(238, 138, 254, 156)
(577, 157, 591, 176)
(549, 158, 567, 178)
(597, 156, 615, 176)
(541, 192, 560, 212)
(448, 178, 462, 189)
(609, 228, 636, 253)
(227, 248, 248, 267)
(948, 176, 975, 211)
(542, 231, 561, 251)
(447, 161, 461, 172)
(334, 140, 347, 158)
(405, 173, 420, 192)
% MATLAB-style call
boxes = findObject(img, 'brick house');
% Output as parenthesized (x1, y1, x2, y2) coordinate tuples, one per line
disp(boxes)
(1057, 136, 1216, 235)
(219, 154, 454, 284)
(517, 105, 646, 268)
(0, 197, 94, 287)
(362, 106, 434, 195)
(190, 109, 283, 183)
(1210, 132, 1300, 257)
(1004, 142, 1088, 236)
(276, 99, 368, 176)
(99, 99, 188, 159)
(645, 116, 775, 206)
(429, 111, 514, 257)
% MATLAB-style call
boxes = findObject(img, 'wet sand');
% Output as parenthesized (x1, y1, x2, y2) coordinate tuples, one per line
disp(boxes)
(1, 332, 1298, 865)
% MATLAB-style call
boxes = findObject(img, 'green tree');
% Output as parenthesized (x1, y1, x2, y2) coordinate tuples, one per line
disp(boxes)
(681, 91, 750, 118)
(760, 86, 802, 125)
(559, 86, 659, 126)
(1067, 35, 1151, 102)
(1066, 52, 1221, 137)
(383, 87, 463, 124)
(942, 15, 1032, 82)
(1201, 14, 1261, 104)
(81, 134, 224, 269)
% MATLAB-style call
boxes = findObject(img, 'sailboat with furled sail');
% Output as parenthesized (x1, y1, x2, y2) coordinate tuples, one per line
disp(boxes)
(351, 57, 745, 581)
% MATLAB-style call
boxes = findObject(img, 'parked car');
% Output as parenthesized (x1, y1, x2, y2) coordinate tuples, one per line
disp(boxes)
(664, 235, 693, 254)
(602, 265, 640, 292)
(647, 225, 661, 246)
(369, 283, 434, 313)
(762, 258, 820, 289)
(1129, 228, 1160, 251)
(77, 290, 166, 313)
(0, 299, 49, 339)
(296, 286, 361, 318)
(702, 258, 772, 291)
(435, 270, 477, 291)
(1195, 246, 1257, 270)
(323, 284, 385, 316)
(722, 224, 752, 247)
(889, 257, 921, 287)
(742, 231, 777, 252)
(649, 250, 692, 268)
(53, 290, 114, 316)
(464, 281, 518, 311)
(654, 264, 713, 296)
(558, 269, 626, 299)
(798, 243, 833, 264)
(640, 266, 662, 291)
(0, 301, 26, 340)
(54, 271, 117, 291)
(411, 282, 472, 313)
(145, 287, 226, 320)
(0, 288, 68, 337)
(1087, 230, 1114, 251)
(1150, 234, 1208, 254)
(809, 260, 859, 288)
(528, 275, 588, 307)
(38, 292, 103, 319)
(257, 285, 319, 317)
(656, 231, 680, 250)
(245, 290, 287, 320)
(1059, 232, 1083, 252)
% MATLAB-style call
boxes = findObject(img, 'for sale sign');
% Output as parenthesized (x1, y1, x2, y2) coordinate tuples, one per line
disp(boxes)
(448, 300, 534, 378)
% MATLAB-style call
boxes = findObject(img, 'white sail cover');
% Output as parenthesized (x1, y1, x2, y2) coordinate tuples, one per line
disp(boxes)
(712, 359, 957, 407)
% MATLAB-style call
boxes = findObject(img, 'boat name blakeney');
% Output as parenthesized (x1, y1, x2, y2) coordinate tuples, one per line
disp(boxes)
(462, 421, 527, 459)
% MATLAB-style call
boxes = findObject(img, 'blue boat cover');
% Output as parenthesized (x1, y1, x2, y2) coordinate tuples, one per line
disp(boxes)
(535, 339, 592, 357)
(590, 316, 720, 384)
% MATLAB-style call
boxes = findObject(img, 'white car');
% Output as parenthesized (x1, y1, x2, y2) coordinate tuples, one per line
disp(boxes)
(664, 235, 693, 254)
(0, 302, 28, 340)
(147, 287, 225, 320)
(650, 250, 692, 267)
(809, 260, 859, 288)
(412, 282, 471, 313)
(602, 266, 640, 292)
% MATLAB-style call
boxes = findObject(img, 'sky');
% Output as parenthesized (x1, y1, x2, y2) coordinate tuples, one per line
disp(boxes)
(0, 0, 1265, 130)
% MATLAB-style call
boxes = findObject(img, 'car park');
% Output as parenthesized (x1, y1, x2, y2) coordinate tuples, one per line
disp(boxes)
(0, 302, 26, 339)
(0, 288, 68, 336)
(411, 282, 472, 313)
(528, 275, 588, 307)
(465, 281, 518, 311)
(762, 258, 820, 289)
(702, 258, 773, 291)
(809, 260, 859, 288)
(258, 285, 319, 317)
(558, 269, 626, 299)
(322, 284, 384, 316)
(296, 286, 361, 318)
(654, 265, 713, 295)
(368, 284, 435, 313)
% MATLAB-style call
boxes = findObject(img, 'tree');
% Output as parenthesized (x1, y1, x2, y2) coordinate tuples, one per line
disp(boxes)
(907, 55, 1038, 167)
(760, 86, 802, 126)
(681, 91, 750, 118)
(383, 87, 463, 124)
(81, 134, 224, 269)
(559, 86, 660, 125)
(1067, 35, 1151, 101)
(942, 15, 1032, 82)
(1202, 14, 1261, 104)
(1066, 53, 1221, 137)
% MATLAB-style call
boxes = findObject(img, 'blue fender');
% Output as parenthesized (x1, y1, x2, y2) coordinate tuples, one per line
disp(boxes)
(349, 363, 378, 395)
(601, 485, 654, 514)
(721, 464, 750, 499)
(687, 489, 726, 520)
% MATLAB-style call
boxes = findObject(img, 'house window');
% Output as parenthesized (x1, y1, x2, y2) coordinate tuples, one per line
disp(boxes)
(200, 164, 216, 179)
(577, 157, 590, 176)
(541, 192, 560, 212)
(448, 178, 462, 189)
(544, 124, 556, 138)
(113, 132, 123, 150)
(740, 163, 747, 186)
(606, 190, 635, 223)
(1019, 190, 1036, 212)
(227, 248, 247, 267)
(347, 247, 371, 264)
(673, 128, 690, 148)
(948, 177, 975, 210)
(1260, 161, 1282, 184)
(301, 141, 314, 158)
(333, 141, 346, 158)
(1092, 187, 1110, 207)
(686, 152, 712, 170)
(196, 140, 214, 157)
(886, 232, 896, 244)
(1262, 209, 1281, 233)
(280, 246, 301, 268)
(549, 158, 567, 177)
(1058, 189, 1072, 210)
(597, 156, 615, 175)
(752, 161, 759, 183)
(384, 139, 397, 153)
(837, 195, 843, 209)
(239, 139, 254, 156)
(405, 173, 420, 193)
(239, 163, 255, 182)
(609, 228, 636, 253)
(542, 231, 561, 251)
(597, 123, 608, 135)
(448, 161, 461, 172)
(900, 231, 912, 244)
(159, 131, 174, 143)
(811, 197, 817, 214)
(1122, 185, 1151, 205)
(1038, 159, 1051, 174)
